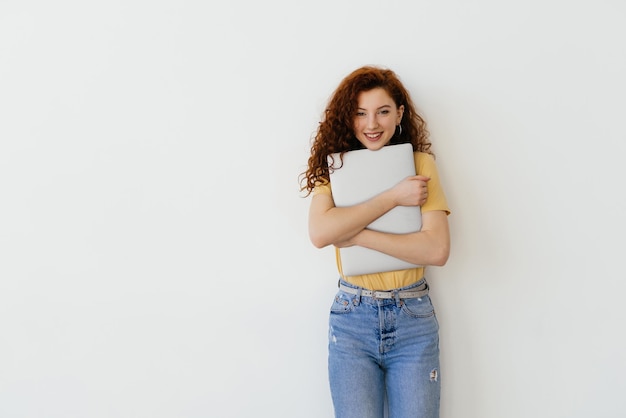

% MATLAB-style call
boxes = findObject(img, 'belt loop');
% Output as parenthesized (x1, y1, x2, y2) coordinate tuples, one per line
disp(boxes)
(394, 290, 402, 307)
(354, 286, 362, 306)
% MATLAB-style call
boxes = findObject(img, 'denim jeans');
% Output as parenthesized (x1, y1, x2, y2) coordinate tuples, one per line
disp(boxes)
(328, 279, 440, 418)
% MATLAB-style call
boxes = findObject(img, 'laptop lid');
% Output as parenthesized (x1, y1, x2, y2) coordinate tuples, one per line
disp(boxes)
(328, 143, 422, 276)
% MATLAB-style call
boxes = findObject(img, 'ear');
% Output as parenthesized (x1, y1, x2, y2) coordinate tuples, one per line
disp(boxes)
(396, 105, 405, 124)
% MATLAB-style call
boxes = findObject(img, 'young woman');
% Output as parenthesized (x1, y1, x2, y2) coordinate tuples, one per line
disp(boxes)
(301, 66, 451, 418)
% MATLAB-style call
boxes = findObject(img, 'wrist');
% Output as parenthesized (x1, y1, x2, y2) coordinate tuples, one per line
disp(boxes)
(378, 188, 398, 210)
(353, 229, 371, 247)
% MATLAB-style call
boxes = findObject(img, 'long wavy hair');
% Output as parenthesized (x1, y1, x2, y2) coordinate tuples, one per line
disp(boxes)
(300, 66, 432, 196)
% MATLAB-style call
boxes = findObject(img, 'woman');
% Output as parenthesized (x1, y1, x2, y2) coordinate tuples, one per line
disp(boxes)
(301, 66, 451, 418)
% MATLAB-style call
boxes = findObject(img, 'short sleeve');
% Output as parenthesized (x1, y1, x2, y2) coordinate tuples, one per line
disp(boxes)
(313, 179, 332, 196)
(414, 152, 450, 215)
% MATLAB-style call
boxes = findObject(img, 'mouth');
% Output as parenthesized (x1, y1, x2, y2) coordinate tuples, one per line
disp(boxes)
(364, 132, 383, 141)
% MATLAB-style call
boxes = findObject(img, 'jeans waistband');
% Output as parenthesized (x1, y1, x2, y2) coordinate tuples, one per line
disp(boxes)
(337, 279, 428, 300)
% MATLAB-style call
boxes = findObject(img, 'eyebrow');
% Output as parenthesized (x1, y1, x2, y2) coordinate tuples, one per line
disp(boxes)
(357, 104, 393, 110)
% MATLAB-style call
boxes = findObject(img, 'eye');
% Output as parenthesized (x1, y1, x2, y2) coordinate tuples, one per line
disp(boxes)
(356, 111, 366, 117)
(378, 109, 390, 115)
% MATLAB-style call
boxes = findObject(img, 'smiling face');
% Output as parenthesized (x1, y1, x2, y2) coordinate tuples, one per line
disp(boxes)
(353, 87, 404, 151)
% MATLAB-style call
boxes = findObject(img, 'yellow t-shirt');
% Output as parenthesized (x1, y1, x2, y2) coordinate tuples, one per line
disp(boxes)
(314, 152, 450, 290)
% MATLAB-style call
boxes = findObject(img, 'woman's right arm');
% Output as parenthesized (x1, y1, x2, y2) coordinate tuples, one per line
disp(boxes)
(308, 175, 429, 248)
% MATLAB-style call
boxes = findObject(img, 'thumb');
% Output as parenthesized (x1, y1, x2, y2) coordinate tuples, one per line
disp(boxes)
(414, 175, 431, 182)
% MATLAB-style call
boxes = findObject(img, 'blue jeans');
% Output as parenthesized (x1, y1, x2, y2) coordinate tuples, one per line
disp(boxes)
(328, 279, 440, 418)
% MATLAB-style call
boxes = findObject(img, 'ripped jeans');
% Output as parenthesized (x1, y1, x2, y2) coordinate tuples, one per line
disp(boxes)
(328, 278, 440, 418)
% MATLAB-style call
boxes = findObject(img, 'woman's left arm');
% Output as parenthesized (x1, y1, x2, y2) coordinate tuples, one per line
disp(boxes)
(337, 210, 450, 266)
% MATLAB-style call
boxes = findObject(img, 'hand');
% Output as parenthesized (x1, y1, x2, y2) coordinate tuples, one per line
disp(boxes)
(333, 229, 367, 248)
(334, 236, 356, 248)
(391, 175, 430, 207)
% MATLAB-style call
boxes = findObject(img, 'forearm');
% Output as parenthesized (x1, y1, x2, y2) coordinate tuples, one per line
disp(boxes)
(351, 211, 450, 266)
(309, 189, 397, 248)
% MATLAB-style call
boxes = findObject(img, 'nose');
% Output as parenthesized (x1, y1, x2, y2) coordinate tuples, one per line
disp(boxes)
(366, 114, 379, 129)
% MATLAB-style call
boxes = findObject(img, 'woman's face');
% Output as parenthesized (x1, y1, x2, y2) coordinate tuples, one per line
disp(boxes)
(353, 87, 404, 151)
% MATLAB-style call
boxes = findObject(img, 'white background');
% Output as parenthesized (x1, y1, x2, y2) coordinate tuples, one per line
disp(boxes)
(1, 1, 625, 417)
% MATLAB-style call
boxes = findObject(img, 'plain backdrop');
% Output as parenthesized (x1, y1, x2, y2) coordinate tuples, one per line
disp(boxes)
(1, 1, 625, 417)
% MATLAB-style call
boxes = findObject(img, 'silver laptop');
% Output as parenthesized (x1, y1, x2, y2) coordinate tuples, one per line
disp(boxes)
(328, 143, 422, 276)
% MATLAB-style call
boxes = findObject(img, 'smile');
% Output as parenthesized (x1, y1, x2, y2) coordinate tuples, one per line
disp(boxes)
(364, 132, 383, 141)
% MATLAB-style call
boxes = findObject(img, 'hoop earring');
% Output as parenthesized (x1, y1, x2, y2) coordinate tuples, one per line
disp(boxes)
(397, 124, 403, 137)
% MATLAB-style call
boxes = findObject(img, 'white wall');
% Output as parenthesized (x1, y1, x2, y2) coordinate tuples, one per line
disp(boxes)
(1, 1, 625, 417)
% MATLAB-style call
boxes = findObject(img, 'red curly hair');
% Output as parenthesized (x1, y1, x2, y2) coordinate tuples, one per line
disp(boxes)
(300, 66, 432, 196)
